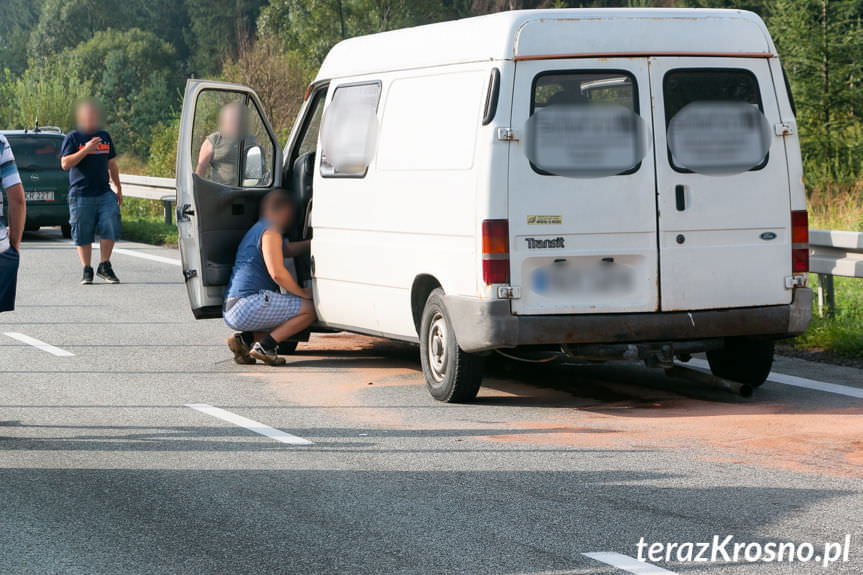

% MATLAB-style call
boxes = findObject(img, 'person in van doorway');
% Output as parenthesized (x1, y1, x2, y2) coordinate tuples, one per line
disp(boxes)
(60, 100, 122, 285)
(223, 189, 314, 366)
(0, 134, 25, 312)
(195, 102, 252, 186)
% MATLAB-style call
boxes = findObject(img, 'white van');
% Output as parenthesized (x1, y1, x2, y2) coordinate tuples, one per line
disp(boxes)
(176, 8, 812, 401)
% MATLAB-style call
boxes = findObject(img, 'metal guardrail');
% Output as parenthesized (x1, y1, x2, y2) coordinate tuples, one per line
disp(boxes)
(119, 174, 862, 316)
(119, 174, 176, 224)
(809, 229, 863, 317)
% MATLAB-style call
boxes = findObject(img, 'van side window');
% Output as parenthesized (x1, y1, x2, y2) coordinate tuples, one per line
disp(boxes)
(663, 69, 770, 175)
(526, 71, 645, 178)
(191, 90, 275, 188)
(320, 82, 382, 178)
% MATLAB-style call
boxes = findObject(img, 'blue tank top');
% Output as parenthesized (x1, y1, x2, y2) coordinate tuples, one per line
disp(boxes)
(225, 219, 279, 299)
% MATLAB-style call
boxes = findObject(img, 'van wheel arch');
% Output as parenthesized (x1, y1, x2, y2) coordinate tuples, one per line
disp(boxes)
(411, 274, 442, 334)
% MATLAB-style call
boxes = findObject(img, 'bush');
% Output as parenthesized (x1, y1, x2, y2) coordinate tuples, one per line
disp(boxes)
(146, 118, 180, 178)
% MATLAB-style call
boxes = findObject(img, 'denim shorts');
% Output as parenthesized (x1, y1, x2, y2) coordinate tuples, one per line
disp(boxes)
(223, 290, 303, 332)
(0, 243, 19, 313)
(69, 192, 122, 245)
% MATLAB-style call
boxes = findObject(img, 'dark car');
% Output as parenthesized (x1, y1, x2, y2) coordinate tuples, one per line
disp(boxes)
(1, 127, 71, 238)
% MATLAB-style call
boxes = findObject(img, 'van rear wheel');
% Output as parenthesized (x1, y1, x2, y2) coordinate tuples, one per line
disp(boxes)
(419, 289, 485, 402)
(707, 337, 774, 387)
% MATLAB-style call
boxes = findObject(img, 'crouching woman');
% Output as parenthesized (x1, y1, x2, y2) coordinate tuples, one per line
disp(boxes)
(223, 190, 314, 365)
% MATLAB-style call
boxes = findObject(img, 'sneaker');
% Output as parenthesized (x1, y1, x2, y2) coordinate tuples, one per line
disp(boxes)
(227, 334, 256, 365)
(81, 266, 94, 285)
(249, 342, 286, 366)
(96, 261, 120, 284)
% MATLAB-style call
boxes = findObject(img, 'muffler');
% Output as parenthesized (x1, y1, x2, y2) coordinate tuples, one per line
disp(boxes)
(665, 365, 753, 398)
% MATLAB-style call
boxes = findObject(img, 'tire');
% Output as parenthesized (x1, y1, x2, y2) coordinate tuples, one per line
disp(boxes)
(60, 224, 72, 239)
(707, 337, 775, 387)
(24, 223, 40, 232)
(419, 288, 485, 402)
(278, 340, 299, 355)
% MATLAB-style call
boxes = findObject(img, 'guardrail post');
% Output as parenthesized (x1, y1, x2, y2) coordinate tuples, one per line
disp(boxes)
(160, 195, 175, 226)
(817, 273, 835, 318)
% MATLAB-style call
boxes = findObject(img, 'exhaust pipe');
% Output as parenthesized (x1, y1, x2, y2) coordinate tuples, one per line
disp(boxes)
(665, 365, 753, 398)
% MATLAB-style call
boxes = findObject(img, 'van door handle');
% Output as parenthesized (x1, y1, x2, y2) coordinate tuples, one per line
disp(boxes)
(675, 185, 686, 211)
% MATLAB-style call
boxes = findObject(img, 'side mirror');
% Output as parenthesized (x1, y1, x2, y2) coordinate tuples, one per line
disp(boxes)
(243, 145, 265, 184)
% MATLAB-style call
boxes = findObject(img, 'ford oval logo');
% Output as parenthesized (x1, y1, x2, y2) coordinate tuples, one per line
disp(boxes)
(760, 232, 777, 240)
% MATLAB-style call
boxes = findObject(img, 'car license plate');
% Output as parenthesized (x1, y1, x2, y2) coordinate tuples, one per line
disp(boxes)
(25, 191, 54, 202)
(531, 260, 634, 296)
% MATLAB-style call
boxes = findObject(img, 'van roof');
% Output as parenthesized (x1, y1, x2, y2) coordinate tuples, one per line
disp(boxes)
(316, 8, 776, 81)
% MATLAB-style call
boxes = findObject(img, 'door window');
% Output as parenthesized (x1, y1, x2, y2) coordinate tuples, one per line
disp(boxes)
(294, 88, 327, 161)
(525, 70, 645, 178)
(663, 69, 771, 175)
(320, 82, 381, 177)
(191, 90, 275, 187)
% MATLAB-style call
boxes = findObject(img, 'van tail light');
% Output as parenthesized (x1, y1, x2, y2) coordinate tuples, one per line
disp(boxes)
(482, 219, 509, 284)
(791, 210, 809, 274)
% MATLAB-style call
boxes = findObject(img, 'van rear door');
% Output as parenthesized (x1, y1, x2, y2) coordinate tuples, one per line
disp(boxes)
(508, 59, 658, 315)
(648, 58, 791, 311)
(176, 80, 281, 318)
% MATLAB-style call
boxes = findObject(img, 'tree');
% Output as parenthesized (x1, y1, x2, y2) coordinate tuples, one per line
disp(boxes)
(27, 0, 190, 66)
(4, 65, 92, 131)
(221, 36, 312, 138)
(770, 0, 863, 182)
(0, 0, 43, 74)
(260, 0, 470, 67)
(186, 0, 268, 75)
(27, 0, 137, 61)
(60, 28, 181, 155)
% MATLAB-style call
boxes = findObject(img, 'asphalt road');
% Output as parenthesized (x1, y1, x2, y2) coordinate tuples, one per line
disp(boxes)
(1, 229, 862, 575)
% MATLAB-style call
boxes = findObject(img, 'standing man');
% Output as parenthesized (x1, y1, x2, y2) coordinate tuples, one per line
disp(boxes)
(61, 100, 122, 284)
(0, 134, 25, 312)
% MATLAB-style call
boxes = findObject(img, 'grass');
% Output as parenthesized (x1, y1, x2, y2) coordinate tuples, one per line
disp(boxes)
(790, 182, 863, 360)
(791, 275, 863, 360)
(807, 182, 863, 232)
(119, 197, 178, 247)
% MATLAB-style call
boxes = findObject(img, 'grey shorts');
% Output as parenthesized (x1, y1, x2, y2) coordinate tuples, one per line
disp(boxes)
(223, 290, 303, 332)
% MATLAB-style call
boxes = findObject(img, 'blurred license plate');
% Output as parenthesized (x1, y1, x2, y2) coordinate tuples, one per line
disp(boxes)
(25, 191, 54, 202)
(532, 261, 634, 295)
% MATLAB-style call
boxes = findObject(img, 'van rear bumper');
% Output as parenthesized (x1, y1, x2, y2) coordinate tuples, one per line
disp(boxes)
(444, 288, 812, 353)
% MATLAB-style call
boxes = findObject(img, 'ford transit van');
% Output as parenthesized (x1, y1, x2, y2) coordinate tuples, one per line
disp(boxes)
(176, 8, 812, 401)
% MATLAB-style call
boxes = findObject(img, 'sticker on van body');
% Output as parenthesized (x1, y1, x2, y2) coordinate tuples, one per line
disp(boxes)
(527, 215, 562, 225)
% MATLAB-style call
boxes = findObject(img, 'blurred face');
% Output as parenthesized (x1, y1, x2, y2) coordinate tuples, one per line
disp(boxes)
(266, 202, 294, 232)
(76, 103, 101, 133)
(219, 104, 242, 139)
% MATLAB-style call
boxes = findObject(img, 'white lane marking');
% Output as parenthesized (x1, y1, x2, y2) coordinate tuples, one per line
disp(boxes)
(112, 248, 181, 266)
(582, 552, 678, 574)
(186, 403, 313, 445)
(3, 332, 75, 357)
(687, 358, 863, 399)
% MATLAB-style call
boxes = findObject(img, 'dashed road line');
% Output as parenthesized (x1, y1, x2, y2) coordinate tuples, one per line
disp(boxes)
(582, 552, 678, 574)
(186, 403, 313, 445)
(112, 247, 181, 266)
(687, 358, 863, 399)
(3, 332, 75, 357)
